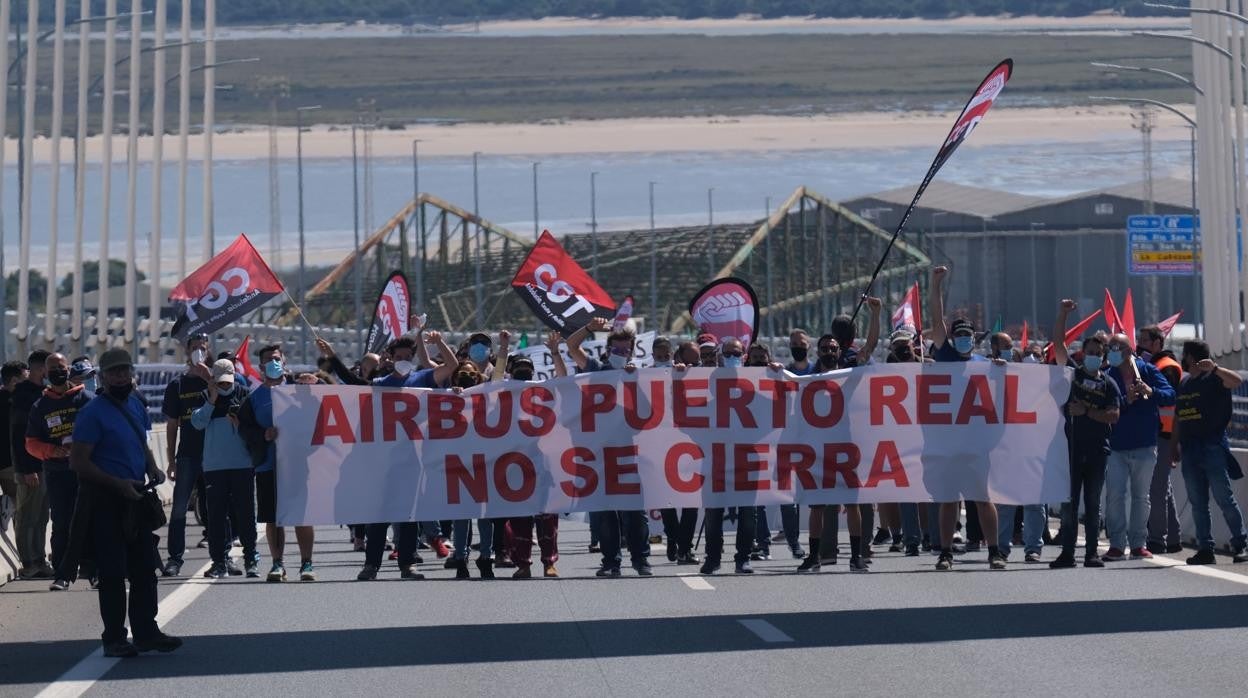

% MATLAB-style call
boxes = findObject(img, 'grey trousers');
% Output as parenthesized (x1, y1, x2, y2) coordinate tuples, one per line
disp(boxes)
(15, 474, 50, 567)
(1148, 437, 1182, 548)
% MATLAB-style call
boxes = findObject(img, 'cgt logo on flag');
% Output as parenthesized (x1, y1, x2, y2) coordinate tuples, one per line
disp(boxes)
(366, 272, 411, 354)
(169, 234, 284, 341)
(511, 231, 615, 332)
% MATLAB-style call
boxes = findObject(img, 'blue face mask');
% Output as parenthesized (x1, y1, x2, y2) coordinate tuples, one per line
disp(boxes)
(84, 376, 98, 393)
(953, 336, 974, 355)
(468, 343, 490, 364)
(722, 356, 743, 368)
(1106, 350, 1124, 368)
(653, 360, 672, 368)
(264, 360, 284, 380)
(1083, 354, 1103, 373)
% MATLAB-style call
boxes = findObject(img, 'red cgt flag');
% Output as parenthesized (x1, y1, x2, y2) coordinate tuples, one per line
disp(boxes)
(169, 234, 284, 341)
(511, 230, 615, 332)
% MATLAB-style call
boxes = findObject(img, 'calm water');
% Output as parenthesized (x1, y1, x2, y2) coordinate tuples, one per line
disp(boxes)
(1, 134, 1193, 285)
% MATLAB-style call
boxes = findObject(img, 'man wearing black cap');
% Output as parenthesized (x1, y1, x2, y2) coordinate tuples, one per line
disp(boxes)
(928, 265, 1003, 571)
(70, 349, 181, 658)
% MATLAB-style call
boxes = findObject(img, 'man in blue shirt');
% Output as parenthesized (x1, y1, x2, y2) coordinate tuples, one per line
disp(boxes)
(928, 265, 1004, 571)
(1102, 333, 1175, 562)
(70, 349, 181, 658)
(240, 343, 318, 583)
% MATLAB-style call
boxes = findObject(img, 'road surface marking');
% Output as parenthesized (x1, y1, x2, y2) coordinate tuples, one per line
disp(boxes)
(737, 619, 794, 643)
(677, 572, 715, 590)
(1148, 554, 1248, 585)
(36, 559, 215, 698)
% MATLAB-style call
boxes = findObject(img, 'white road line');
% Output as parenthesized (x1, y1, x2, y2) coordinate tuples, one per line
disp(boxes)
(1148, 554, 1248, 585)
(677, 572, 715, 590)
(35, 559, 215, 698)
(737, 619, 794, 643)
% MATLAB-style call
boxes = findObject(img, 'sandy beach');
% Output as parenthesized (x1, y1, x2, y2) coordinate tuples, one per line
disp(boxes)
(5, 105, 1198, 165)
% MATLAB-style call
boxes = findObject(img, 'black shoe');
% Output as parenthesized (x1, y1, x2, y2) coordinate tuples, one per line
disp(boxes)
(588, 544, 601, 553)
(735, 560, 754, 574)
(1186, 549, 1217, 565)
(162, 560, 182, 577)
(225, 560, 243, 577)
(790, 545, 806, 559)
(666, 542, 678, 562)
(400, 565, 426, 580)
(356, 564, 379, 581)
(475, 557, 495, 580)
(204, 564, 227, 579)
(872, 528, 891, 546)
(244, 561, 260, 579)
(411, 554, 424, 565)
(1146, 541, 1166, 555)
(935, 553, 953, 571)
(1166, 543, 1185, 554)
(102, 640, 138, 658)
(888, 542, 902, 553)
(796, 555, 820, 573)
(49, 578, 71, 591)
(904, 543, 920, 557)
(595, 565, 621, 578)
(455, 560, 471, 579)
(632, 562, 653, 576)
(749, 549, 771, 561)
(1049, 554, 1077, 569)
(700, 559, 721, 575)
(677, 552, 701, 565)
(134, 632, 183, 653)
(1083, 556, 1105, 568)
(443, 558, 457, 569)
(920, 535, 931, 552)
(849, 558, 870, 573)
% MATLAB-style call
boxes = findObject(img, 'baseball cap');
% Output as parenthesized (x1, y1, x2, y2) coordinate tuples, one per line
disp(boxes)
(69, 358, 97, 381)
(950, 318, 975, 336)
(696, 332, 718, 349)
(211, 358, 236, 385)
(468, 332, 491, 346)
(98, 348, 134, 372)
(889, 325, 917, 344)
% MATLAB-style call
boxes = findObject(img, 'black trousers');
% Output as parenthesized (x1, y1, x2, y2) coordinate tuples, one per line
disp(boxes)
(600, 510, 650, 567)
(365, 522, 420, 567)
(45, 468, 79, 572)
(91, 490, 160, 644)
(1062, 448, 1109, 557)
(205, 469, 257, 565)
(705, 507, 756, 564)
(661, 507, 698, 555)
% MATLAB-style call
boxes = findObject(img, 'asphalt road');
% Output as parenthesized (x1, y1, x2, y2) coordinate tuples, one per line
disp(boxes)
(3, 521, 1248, 697)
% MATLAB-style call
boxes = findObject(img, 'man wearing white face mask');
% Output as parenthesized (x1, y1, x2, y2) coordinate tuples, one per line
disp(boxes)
(239, 344, 319, 582)
(160, 333, 215, 577)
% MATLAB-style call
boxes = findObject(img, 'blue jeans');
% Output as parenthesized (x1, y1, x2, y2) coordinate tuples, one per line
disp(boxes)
(600, 510, 650, 568)
(452, 519, 494, 560)
(996, 504, 1046, 557)
(1106, 446, 1156, 551)
(167, 456, 202, 564)
(1180, 440, 1248, 552)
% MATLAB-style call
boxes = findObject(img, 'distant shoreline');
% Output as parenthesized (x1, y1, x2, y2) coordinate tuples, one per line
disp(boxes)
(3, 105, 1198, 164)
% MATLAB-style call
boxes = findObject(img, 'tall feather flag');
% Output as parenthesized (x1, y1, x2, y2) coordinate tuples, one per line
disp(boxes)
(853, 58, 1014, 319)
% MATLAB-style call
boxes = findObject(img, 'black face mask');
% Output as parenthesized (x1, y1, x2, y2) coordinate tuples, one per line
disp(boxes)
(891, 348, 915, 363)
(107, 382, 134, 400)
(512, 369, 534, 382)
(746, 359, 768, 367)
(818, 353, 839, 369)
(48, 369, 69, 387)
(789, 347, 808, 362)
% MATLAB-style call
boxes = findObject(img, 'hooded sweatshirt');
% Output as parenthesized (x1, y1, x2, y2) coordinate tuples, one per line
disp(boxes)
(189, 384, 253, 472)
(24, 384, 94, 473)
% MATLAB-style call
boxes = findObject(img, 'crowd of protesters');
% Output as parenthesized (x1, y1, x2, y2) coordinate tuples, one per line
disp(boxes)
(3, 265, 1246, 657)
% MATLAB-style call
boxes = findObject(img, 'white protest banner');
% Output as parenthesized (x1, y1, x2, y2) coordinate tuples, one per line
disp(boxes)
(514, 330, 656, 381)
(273, 363, 1072, 526)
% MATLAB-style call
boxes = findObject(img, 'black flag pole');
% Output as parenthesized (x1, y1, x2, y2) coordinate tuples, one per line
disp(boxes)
(851, 58, 1013, 322)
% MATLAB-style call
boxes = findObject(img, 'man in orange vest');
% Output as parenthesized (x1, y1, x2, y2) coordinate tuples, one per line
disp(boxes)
(1138, 325, 1184, 554)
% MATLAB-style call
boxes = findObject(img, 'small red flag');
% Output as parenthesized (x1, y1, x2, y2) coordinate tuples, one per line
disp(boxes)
(233, 335, 261, 384)
(1120, 288, 1137, 349)
(1103, 289, 1123, 335)
(1020, 320, 1028, 349)
(892, 282, 921, 330)
(1043, 309, 1104, 363)
(1157, 310, 1184, 338)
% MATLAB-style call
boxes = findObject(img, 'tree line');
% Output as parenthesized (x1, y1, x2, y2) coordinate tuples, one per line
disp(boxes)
(11, 1, 1188, 24)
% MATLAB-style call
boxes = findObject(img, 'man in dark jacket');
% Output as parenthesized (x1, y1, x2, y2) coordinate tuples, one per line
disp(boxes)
(26, 353, 95, 590)
(12, 350, 52, 579)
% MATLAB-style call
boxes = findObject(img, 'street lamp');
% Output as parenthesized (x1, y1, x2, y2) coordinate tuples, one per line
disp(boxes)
(707, 187, 715, 280)
(296, 105, 322, 363)
(1090, 61, 1204, 95)
(473, 152, 483, 327)
(649, 181, 657, 326)
(532, 162, 541, 239)
(590, 171, 599, 277)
